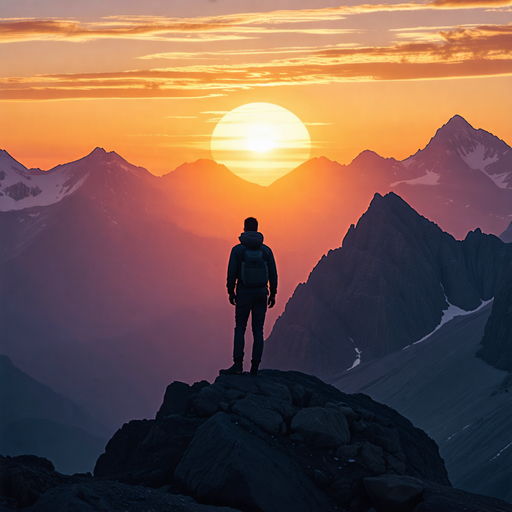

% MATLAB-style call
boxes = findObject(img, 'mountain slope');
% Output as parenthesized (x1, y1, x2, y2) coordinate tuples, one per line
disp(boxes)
(264, 192, 512, 378)
(0, 150, 234, 427)
(500, 221, 512, 243)
(327, 303, 512, 503)
(0, 355, 108, 474)
(477, 265, 512, 372)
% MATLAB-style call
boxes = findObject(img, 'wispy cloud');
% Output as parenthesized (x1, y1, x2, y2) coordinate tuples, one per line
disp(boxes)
(1, 22, 511, 100)
(2, 0, 512, 44)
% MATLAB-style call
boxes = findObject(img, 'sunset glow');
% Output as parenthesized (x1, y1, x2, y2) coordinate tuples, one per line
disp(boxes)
(210, 103, 311, 185)
(0, 1, 511, 174)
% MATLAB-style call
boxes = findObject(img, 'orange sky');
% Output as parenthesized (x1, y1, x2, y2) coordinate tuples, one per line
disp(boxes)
(1, 0, 511, 175)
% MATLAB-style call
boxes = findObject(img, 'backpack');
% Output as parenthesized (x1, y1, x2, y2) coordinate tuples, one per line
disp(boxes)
(241, 249, 269, 288)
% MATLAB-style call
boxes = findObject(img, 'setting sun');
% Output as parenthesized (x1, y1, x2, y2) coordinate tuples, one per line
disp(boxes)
(210, 103, 311, 186)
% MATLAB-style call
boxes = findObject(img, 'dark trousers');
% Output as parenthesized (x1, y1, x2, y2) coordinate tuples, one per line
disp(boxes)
(233, 292, 268, 361)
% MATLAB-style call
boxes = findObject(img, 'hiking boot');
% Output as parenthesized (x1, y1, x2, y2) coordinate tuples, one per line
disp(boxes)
(250, 359, 260, 376)
(219, 358, 243, 375)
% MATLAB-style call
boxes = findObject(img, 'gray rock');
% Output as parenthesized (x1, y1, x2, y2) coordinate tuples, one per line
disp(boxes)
(289, 384, 309, 407)
(156, 381, 209, 420)
(385, 453, 407, 475)
(94, 415, 201, 489)
(193, 386, 225, 417)
(4, 182, 31, 201)
(215, 374, 259, 394)
(291, 406, 350, 449)
(313, 469, 330, 489)
(0, 455, 65, 508)
(256, 380, 293, 402)
(175, 413, 333, 512)
(232, 395, 284, 435)
(29, 479, 239, 512)
(350, 419, 368, 433)
(338, 406, 359, 423)
(289, 433, 304, 443)
(358, 409, 375, 423)
(364, 475, 424, 512)
(336, 444, 359, 461)
(374, 435, 402, 454)
(361, 442, 386, 475)
(225, 389, 245, 401)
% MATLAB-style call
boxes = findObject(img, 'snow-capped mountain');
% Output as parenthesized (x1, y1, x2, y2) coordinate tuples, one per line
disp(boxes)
(400, 115, 512, 190)
(0, 150, 88, 211)
(0, 147, 155, 213)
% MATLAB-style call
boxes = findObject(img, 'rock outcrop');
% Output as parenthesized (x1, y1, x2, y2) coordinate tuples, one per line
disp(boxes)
(2, 370, 511, 512)
(0, 455, 238, 512)
(265, 192, 512, 377)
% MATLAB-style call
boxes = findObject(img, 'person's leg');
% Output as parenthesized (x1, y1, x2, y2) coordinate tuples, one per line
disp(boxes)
(250, 293, 268, 363)
(233, 294, 251, 360)
(220, 294, 251, 375)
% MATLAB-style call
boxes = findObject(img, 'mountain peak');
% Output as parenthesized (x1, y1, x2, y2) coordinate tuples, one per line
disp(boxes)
(434, 114, 475, 140)
(91, 147, 107, 155)
(446, 114, 472, 129)
(350, 149, 385, 166)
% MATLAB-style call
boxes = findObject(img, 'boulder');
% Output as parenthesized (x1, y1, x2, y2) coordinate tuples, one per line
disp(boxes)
(174, 413, 333, 512)
(0, 455, 65, 508)
(364, 475, 424, 512)
(413, 479, 512, 512)
(193, 386, 225, 417)
(94, 416, 202, 488)
(291, 406, 350, 449)
(29, 480, 239, 512)
(156, 381, 194, 419)
(232, 395, 284, 435)
(360, 442, 386, 475)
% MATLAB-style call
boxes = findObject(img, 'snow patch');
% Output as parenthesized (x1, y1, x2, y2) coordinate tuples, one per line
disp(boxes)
(413, 298, 493, 346)
(446, 424, 471, 442)
(459, 142, 499, 170)
(490, 441, 512, 462)
(458, 142, 509, 189)
(347, 342, 362, 371)
(391, 171, 440, 187)
(348, 348, 362, 370)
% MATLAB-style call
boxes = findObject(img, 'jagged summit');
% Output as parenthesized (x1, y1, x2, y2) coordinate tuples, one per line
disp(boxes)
(439, 114, 473, 133)
(265, 192, 512, 377)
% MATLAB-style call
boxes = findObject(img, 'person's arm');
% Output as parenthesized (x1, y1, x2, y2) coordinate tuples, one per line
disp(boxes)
(267, 248, 278, 297)
(226, 247, 238, 296)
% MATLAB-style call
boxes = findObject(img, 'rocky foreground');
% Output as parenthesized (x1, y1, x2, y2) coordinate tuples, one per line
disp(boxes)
(1, 370, 511, 512)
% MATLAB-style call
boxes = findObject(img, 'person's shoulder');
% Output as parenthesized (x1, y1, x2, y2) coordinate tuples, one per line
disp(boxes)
(261, 244, 274, 255)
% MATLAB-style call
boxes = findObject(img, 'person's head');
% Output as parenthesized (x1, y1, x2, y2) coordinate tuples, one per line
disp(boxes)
(244, 217, 258, 232)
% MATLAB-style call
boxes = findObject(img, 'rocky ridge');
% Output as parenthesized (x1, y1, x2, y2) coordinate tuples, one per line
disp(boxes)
(265, 192, 512, 378)
(2, 370, 511, 512)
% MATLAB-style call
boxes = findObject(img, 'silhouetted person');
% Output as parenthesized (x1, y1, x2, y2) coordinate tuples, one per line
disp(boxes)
(220, 217, 278, 376)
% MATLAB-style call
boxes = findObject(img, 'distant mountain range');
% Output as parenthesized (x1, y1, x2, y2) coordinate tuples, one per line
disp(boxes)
(1, 114, 511, 430)
(0, 355, 108, 474)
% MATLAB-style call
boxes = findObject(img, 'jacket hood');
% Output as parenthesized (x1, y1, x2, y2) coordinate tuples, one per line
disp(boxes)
(239, 231, 264, 249)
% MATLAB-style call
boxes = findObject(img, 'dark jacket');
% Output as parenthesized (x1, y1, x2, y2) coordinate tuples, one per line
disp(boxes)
(227, 231, 278, 296)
